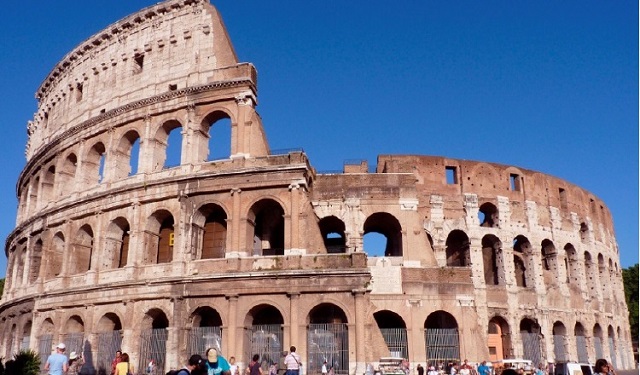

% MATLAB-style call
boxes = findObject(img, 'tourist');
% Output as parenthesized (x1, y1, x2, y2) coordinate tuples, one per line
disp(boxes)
(428, 366, 439, 375)
(477, 361, 490, 375)
(204, 348, 231, 375)
(44, 342, 69, 375)
(594, 359, 615, 375)
(114, 353, 134, 375)
(229, 356, 239, 375)
(322, 360, 328, 375)
(459, 360, 472, 375)
(247, 354, 264, 375)
(68, 351, 85, 375)
(269, 361, 278, 375)
(284, 346, 302, 375)
(417, 364, 424, 375)
(111, 350, 123, 375)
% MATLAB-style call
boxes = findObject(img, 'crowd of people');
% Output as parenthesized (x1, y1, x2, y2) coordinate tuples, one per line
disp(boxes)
(44, 342, 305, 375)
(413, 358, 619, 375)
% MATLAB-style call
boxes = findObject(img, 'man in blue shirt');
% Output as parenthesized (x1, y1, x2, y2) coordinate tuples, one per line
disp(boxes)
(204, 348, 231, 375)
(477, 361, 491, 375)
(44, 342, 69, 375)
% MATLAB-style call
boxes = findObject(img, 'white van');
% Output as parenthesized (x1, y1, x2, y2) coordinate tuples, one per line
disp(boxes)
(553, 362, 594, 375)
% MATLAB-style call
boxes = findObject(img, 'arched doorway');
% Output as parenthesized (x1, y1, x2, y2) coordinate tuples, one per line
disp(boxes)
(245, 304, 284, 371)
(37, 319, 55, 371)
(593, 324, 604, 359)
(249, 200, 285, 256)
(574, 323, 588, 363)
(189, 307, 224, 355)
(424, 311, 459, 366)
(307, 304, 349, 375)
(520, 319, 541, 366)
(139, 308, 170, 374)
(374, 310, 408, 359)
(487, 316, 512, 361)
(96, 313, 123, 375)
(552, 321, 567, 362)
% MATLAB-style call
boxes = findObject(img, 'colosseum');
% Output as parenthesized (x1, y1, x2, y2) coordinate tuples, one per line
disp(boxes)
(0, 0, 634, 374)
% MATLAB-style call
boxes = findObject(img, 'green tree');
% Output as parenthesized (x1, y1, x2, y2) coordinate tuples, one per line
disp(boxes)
(622, 263, 639, 340)
(4, 350, 40, 375)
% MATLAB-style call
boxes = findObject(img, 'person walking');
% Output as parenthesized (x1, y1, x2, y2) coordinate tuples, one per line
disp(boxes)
(247, 354, 264, 375)
(284, 347, 302, 375)
(114, 353, 134, 375)
(44, 343, 69, 375)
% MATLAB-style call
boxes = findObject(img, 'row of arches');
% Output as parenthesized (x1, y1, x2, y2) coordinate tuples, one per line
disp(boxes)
(489, 316, 628, 368)
(19, 112, 232, 222)
(444, 230, 621, 296)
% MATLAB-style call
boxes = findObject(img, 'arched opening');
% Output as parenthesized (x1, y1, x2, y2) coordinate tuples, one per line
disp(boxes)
(374, 310, 408, 359)
(20, 321, 32, 351)
(62, 315, 86, 359)
(37, 319, 55, 367)
(144, 210, 175, 264)
(105, 218, 130, 269)
(139, 308, 170, 374)
(245, 305, 284, 372)
(29, 239, 43, 284)
(519, 318, 541, 365)
(114, 130, 141, 179)
(579, 222, 589, 243)
(96, 313, 123, 375)
(153, 120, 183, 170)
(204, 111, 232, 161)
(564, 244, 580, 287)
(607, 325, 617, 369)
(6, 324, 16, 358)
(46, 232, 65, 280)
(363, 212, 403, 257)
(487, 316, 511, 362)
(541, 240, 556, 272)
(593, 324, 604, 359)
(424, 311, 459, 366)
(198, 204, 228, 259)
(597, 253, 608, 295)
(249, 199, 285, 256)
(41, 165, 55, 203)
(479, 202, 499, 228)
(84, 142, 107, 186)
(552, 321, 567, 362)
(58, 153, 77, 195)
(319, 216, 347, 254)
(482, 235, 501, 285)
(445, 230, 470, 267)
(308, 304, 349, 375)
(574, 323, 588, 363)
(29, 177, 40, 213)
(189, 307, 224, 355)
(513, 235, 530, 288)
(70, 224, 94, 274)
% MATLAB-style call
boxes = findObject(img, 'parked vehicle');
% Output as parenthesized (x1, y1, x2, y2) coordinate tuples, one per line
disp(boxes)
(495, 359, 534, 375)
(553, 362, 594, 375)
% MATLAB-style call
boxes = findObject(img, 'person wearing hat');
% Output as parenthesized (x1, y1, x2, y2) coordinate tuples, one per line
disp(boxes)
(171, 354, 205, 375)
(204, 348, 231, 375)
(44, 343, 69, 375)
(68, 351, 85, 375)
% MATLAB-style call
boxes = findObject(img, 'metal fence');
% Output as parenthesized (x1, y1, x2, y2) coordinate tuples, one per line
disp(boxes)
(521, 332, 541, 366)
(95, 331, 123, 375)
(608, 337, 616, 369)
(424, 328, 460, 366)
(247, 325, 283, 371)
(139, 329, 168, 375)
(21, 335, 30, 351)
(553, 335, 566, 362)
(380, 328, 408, 359)
(575, 336, 589, 363)
(594, 337, 603, 359)
(188, 326, 223, 356)
(38, 334, 53, 372)
(308, 324, 349, 375)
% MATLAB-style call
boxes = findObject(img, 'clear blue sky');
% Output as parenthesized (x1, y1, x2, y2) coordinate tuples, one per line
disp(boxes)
(0, 1, 637, 276)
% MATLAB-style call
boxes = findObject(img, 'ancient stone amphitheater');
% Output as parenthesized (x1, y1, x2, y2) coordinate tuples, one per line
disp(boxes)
(0, 0, 633, 374)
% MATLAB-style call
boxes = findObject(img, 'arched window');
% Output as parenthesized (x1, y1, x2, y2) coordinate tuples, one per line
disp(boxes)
(58, 153, 78, 195)
(46, 232, 65, 280)
(445, 230, 470, 267)
(143, 210, 175, 264)
(199, 204, 228, 259)
(249, 199, 285, 256)
(84, 142, 106, 186)
(479, 202, 499, 228)
(70, 225, 94, 274)
(153, 120, 183, 171)
(114, 130, 141, 179)
(319, 216, 347, 254)
(203, 111, 232, 161)
(482, 235, 502, 285)
(363, 212, 403, 257)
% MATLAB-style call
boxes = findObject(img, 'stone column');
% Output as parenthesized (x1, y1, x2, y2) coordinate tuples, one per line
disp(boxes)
(288, 293, 300, 349)
(288, 183, 301, 251)
(353, 289, 367, 375)
(228, 188, 243, 256)
(226, 295, 239, 359)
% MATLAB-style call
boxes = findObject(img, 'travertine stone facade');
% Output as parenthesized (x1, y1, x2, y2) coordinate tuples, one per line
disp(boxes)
(0, 1, 633, 374)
